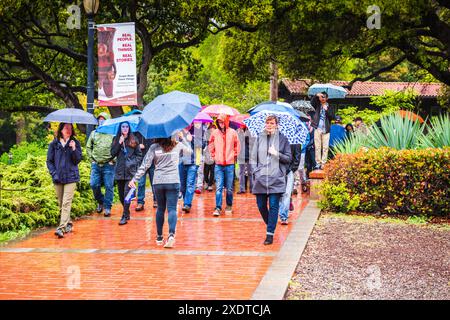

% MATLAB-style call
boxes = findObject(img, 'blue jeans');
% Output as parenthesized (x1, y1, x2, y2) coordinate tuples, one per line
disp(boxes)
(214, 164, 235, 209)
(279, 171, 294, 221)
(180, 164, 199, 207)
(153, 183, 180, 236)
(256, 193, 282, 235)
(90, 162, 115, 210)
(137, 164, 155, 205)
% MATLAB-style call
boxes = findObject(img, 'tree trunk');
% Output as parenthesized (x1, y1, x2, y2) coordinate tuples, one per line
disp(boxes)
(15, 117, 26, 145)
(270, 62, 278, 101)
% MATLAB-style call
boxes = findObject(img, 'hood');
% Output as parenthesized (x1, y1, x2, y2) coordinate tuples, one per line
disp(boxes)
(97, 112, 111, 120)
(216, 114, 230, 130)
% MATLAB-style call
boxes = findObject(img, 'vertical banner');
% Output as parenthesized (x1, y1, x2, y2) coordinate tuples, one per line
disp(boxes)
(97, 22, 138, 106)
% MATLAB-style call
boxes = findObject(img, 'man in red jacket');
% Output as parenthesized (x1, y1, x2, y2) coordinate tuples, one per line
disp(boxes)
(209, 114, 240, 216)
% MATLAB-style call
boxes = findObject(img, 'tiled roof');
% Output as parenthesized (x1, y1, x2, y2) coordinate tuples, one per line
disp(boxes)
(281, 79, 442, 98)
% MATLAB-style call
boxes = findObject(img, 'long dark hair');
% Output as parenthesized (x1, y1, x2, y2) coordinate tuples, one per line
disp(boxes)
(115, 121, 138, 148)
(56, 123, 76, 140)
(155, 137, 177, 152)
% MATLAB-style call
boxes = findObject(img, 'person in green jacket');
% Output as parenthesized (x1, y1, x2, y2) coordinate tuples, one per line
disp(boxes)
(86, 112, 116, 217)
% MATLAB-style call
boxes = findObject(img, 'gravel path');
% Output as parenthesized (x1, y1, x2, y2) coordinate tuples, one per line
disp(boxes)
(286, 213, 450, 300)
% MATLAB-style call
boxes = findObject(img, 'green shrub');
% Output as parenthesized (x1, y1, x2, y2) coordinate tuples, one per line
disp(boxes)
(321, 147, 450, 216)
(318, 182, 360, 213)
(0, 142, 47, 165)
(0, 155, 96, 233)
(418, 114, 450, 148)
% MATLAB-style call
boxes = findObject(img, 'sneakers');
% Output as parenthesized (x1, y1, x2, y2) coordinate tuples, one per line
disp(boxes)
(164, 234, 175, 248)
(96, 204, 103, 213)
(182, 205, 191, 213)
(225, 206, 233, 215)
(104, 208, 111, 217)
(135, 204, 144, 212)
(281, 219, 288, 225)
(264, 235, 274, 245)
(213, 208, 221, 216)
(156, 235, 164, 245)
(194, 189, 201, 194)
(207, 186, 213, 191)
(292, 188, 298, 195)
(65, 223, 73, 233)
(55, 229, 64, 238)
(118, 215, 128, 225)
(178, 192, 183, 199)
(153, 202, 158, 208)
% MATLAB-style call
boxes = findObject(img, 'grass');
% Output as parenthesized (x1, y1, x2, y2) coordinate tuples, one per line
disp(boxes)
(321, 211, 450, 230)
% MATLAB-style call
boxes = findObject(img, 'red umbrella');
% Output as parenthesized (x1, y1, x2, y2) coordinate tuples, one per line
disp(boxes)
(203, 104, 240, 117)
(230, 114, 249, 126)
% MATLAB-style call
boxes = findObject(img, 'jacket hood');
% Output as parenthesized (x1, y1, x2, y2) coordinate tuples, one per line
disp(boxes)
(97, 112, 111, 120)
(216, 114, 230, 130)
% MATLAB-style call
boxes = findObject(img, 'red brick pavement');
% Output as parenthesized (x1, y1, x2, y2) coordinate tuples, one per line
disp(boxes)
(0, 188, 309, 299)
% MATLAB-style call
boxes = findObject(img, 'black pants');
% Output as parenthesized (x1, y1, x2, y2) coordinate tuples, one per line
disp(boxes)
(117, 179, 132, 216)
(204, 164, 215, 187)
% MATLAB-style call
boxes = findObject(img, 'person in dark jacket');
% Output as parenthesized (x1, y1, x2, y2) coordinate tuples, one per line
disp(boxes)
(310, 92, 335, 169)
(237, 124, 255, 194)
(110, 122, 142, 225)
(46, 123, 82, 238)
(135, 132, 156, 211)
(251, 115, 292, 245)
(278, 142, 301, 225)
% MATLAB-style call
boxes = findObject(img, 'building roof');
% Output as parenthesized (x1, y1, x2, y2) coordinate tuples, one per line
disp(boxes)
(281, 79, 442, 98)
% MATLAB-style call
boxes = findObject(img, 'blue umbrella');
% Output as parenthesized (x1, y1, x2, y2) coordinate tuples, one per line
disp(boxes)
(137, 90, 201, 138)
(243, 110, 309, 144)
(123, 109, 142, 116)
(248, 101, 304, 119)
(43, 108, 98, 125)
(307, 83, 347, 99)
(96, 114, 141, 135)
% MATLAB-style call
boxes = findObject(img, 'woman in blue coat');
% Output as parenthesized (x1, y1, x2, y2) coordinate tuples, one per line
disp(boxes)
(46, 123, 82, 238)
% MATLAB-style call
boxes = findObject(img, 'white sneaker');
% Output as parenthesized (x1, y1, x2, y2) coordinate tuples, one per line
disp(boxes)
(225, 206, 233, 215)
(164, 235, 175, 248)
(213, 208, 221, 216)
(156, 235, 164, 245)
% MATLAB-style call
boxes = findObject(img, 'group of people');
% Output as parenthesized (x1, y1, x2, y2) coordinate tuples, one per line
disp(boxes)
(45, 92, 366, 247)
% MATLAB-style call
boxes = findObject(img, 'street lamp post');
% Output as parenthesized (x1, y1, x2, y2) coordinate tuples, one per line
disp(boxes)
(83, 0, 100, 138)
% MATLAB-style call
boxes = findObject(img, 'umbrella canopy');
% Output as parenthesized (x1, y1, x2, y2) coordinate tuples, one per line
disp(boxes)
(243, 110, 310, 145)
(291, 100, 315, 114)
(122, 109, 142, 116)
(248, 101, 305, 119)
(43, 108, 98, 125)
(203, 104, 240, 117)
(193, 111, 213, 123)
(137, 90, 201, 138)
(96, 114, 141, 135)
(230, 114, 250, 126)
(397, 110, 424, 123)
(307, 83, 347, 99)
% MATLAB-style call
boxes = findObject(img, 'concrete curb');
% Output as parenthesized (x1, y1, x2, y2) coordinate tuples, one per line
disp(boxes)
(251, 200, 321, 300)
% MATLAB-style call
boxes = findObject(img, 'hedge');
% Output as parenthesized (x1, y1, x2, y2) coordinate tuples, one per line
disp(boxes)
(0, 155, 96, 232)
(319, 147, 450, 216)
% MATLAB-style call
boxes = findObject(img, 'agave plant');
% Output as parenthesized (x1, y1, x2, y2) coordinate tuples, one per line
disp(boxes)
(332, 132, 368, 155)
(366, 113, 425, 150)
(418, 113, 450, 148)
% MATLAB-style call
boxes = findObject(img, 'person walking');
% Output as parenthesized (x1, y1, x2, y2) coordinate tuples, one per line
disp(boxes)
(179, 122, 203, 213)
(237, 124, 254, 194)
(86, 112, 115, 217)
(46, 123, 82, 238)
(310, 92, 335, 169)
(129, 133, 192, 248)
(251, 115, 292, 245)
(209, 114, 240, 216)
(279, 141, 301, 225)
(110, 122, 142, 225)
(135, 132, 157, 211)
(203, 122, 215, 191)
